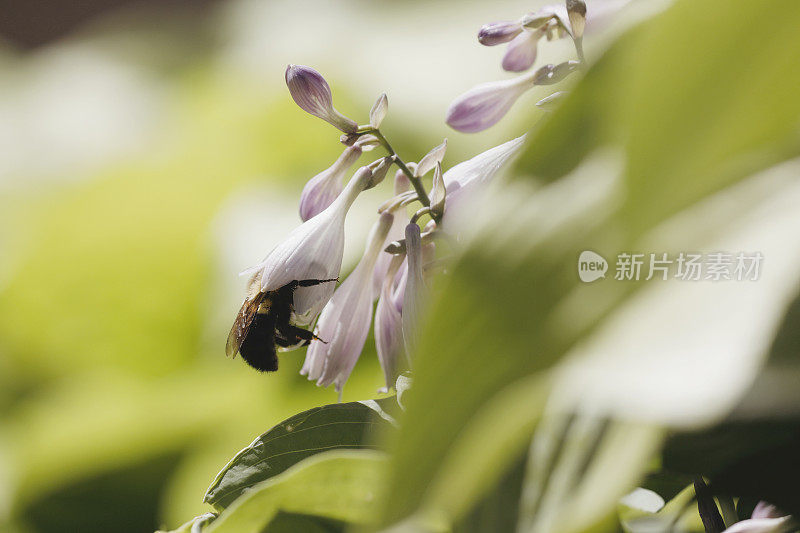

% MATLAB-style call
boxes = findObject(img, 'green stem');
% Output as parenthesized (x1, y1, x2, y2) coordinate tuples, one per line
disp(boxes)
(573, 36, 586, 64)
(358, 127, 432, 208)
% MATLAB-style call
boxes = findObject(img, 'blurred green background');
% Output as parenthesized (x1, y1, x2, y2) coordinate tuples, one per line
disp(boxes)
(0, 0, 552, 530)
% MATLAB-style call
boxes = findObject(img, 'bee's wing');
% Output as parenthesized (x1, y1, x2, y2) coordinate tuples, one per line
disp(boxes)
(226, 293, 265, 358)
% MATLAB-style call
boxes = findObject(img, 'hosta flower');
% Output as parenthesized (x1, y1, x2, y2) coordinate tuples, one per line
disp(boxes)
(374, 254, 406, 390)
(442, 135, 526, 228)
(245, 166, 374, 325)
(298, 144, 362, 222)
(721, 502, 794, 533)
(446, 75, 536, 133)
(502, 28, 545, 72)
(302, 212, 395, 393)
(478, 21, 522, 46)
(401, 223, 425, 354)
(285, 64, 357, 133)
(372, 170, 411, 295)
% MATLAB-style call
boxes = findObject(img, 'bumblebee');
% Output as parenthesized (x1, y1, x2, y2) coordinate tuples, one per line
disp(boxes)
(226, 275, 336, 372)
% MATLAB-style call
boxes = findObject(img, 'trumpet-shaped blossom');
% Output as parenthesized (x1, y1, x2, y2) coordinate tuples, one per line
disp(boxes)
(299, 145, 362, 222)
(285, 64, 357, 133)
(245, 166, 373, 325)
(442, 135, 526, 228)
(302, 212, 395, 393)
(446, 74, 536, 133)
(374, 254, 406, 390)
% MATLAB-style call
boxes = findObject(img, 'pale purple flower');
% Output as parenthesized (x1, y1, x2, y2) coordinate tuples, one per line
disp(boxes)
(721, 502, 793, 533)
(478, 21, 522, 46)
(372, 170, 411, 295)
(502, 29, 545, 72)
(299, 145, 362, 222)
(442, 135, 527, 226)
(446, 75, 536, 133)
(302, 212, 395, 393)
(402, 223, 425, 354)
(374, 254, 406, 390)
(285, 64, 357, 133)
(244, 166, 374, 325)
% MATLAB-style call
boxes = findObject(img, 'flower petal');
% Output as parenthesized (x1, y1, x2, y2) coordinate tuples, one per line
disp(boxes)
(446, 76, 534, 133)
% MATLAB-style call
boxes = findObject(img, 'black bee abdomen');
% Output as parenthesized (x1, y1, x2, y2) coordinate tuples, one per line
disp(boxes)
(239, 313, 279, 372)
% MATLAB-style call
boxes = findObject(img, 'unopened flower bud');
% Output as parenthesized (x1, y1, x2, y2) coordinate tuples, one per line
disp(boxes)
(536, 91, 567, 111)
(429, 162, 446, 220)
(566, 0, 587, 39)
(355, 134, 381, 151)
(402, 223, 425, 355)
(520, 11, 553, 30)
(446, 75, 535, 133)
(415, 139, 447, 178)
(477, 21, 522, 46)
(298, 145, 362, 222)
(369, 93, 388, 128)
(502, 29, 545, 72)
(365, 156, 393, 189)
(285, 64, 358, 133)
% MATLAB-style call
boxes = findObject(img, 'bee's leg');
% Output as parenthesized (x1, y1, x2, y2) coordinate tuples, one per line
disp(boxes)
(285, 325, 328, 345)
(286, 278, 339, 290)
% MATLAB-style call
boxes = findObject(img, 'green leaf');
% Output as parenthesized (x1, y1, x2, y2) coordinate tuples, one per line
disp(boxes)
(205, 450, 385, 533)
(263, 511, 346, 533)
(203, 399, 397, 510)
(379, 0, 800, 529)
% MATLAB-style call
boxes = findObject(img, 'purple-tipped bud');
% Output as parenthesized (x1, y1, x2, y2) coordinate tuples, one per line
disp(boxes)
(302, 212, 395, 393)
(502, 28, 544, 72)
(446, 75, 534, 133)
(285, 64, 358, 133)
(478, 21, 523, 46)
(369, 93, 388, 128)
(299, 145, 362, 222)
(415, 139, 447, 178)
